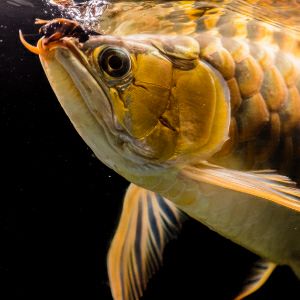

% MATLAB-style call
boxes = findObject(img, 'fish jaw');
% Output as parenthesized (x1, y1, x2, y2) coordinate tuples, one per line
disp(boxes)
(39, 45, 136, 176)
(20, 29, 141, 173)
(38, 42, 176, 185)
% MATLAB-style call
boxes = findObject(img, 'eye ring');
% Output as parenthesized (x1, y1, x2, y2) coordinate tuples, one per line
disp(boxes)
(98, 47, 131, 78)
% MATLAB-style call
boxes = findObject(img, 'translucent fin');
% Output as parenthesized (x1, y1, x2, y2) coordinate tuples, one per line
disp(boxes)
(182, 163, 300, 212)
(226, 0, 300, 34)
(107, 184, 184, 300)
(235, 259, 276, 300)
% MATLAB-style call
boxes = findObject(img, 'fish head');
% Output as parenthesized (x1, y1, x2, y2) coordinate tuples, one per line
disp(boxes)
(82, 34, 177, 161)
(20, 19, 230, 178)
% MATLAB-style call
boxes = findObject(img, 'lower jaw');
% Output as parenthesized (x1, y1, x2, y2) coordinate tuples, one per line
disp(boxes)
(39, 50, 124, 172)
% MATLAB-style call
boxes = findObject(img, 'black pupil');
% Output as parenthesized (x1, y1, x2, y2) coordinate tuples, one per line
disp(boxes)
(99, 48, 130, 77)
(108, 55, 123, 70)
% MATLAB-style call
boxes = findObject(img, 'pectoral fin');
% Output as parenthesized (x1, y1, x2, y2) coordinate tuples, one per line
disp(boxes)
(182, 163, 300, 212)
(107, 184, 184, 300)
(235, 259, 276, 300)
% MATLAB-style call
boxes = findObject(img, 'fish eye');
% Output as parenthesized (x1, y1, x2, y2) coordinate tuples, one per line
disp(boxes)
(98, 47, 131, 78)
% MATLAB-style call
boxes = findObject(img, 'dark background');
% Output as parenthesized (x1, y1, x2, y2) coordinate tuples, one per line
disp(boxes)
(1, 0, 300, 299)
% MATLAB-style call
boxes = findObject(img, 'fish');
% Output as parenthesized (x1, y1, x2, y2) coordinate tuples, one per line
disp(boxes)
(20, 1, 300, 299)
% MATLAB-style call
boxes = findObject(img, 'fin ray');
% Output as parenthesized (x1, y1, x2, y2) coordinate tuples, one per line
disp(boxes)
(235, 259, 276, 300)
(107, 184, 184, 300)
(182, 163, 300, 212)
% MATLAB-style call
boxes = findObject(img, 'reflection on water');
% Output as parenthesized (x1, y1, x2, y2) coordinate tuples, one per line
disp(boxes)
(46, 0, 300, 34)
(49, 0, 108, 27)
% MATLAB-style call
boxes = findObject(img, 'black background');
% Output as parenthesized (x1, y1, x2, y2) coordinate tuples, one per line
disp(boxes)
(1, 0, 300, 299)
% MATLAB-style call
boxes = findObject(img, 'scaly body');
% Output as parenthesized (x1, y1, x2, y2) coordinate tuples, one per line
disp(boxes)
(95, 1, 300, 177)
(21, 1, 300, 299)
(193, 9, 300, 180)
(124, 14, 300, 275)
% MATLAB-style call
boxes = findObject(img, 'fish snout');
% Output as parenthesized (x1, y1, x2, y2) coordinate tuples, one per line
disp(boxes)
(19, 18, 93, 56)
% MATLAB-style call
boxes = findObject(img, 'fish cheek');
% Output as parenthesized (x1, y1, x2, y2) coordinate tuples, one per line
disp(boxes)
(109, 83, 177, 161)
(121, 84, 170, 138)
(108, 53, 173, 139)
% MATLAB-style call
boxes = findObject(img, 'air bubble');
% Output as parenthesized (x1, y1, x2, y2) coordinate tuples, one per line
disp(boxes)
(45, 0, 109, 30)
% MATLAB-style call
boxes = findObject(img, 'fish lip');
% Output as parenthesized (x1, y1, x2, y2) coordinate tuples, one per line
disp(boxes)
(63, 38, 112, 103)
(39, 48, 123, 174)
(24, 34, 102, 91)
(46, 38, 121, 130)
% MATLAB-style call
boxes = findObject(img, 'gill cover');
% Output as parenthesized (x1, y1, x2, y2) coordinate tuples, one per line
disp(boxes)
(92, 36, 230, 162)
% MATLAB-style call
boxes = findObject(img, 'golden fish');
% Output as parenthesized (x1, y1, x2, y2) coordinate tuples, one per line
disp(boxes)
(20, 1, 300, 299)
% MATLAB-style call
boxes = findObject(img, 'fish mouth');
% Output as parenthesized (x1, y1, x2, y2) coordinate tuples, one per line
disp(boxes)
(20, 25, 130, 171)
(19, 19, 119, 139)
(20, 18, 171, 182)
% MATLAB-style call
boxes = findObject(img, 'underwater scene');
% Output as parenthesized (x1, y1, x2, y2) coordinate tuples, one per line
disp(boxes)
(2, 0, 300, 299)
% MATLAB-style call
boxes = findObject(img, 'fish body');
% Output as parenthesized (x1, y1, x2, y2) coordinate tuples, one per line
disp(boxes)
(50, 0, 300, 176)
(21, 1, 300, 298)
